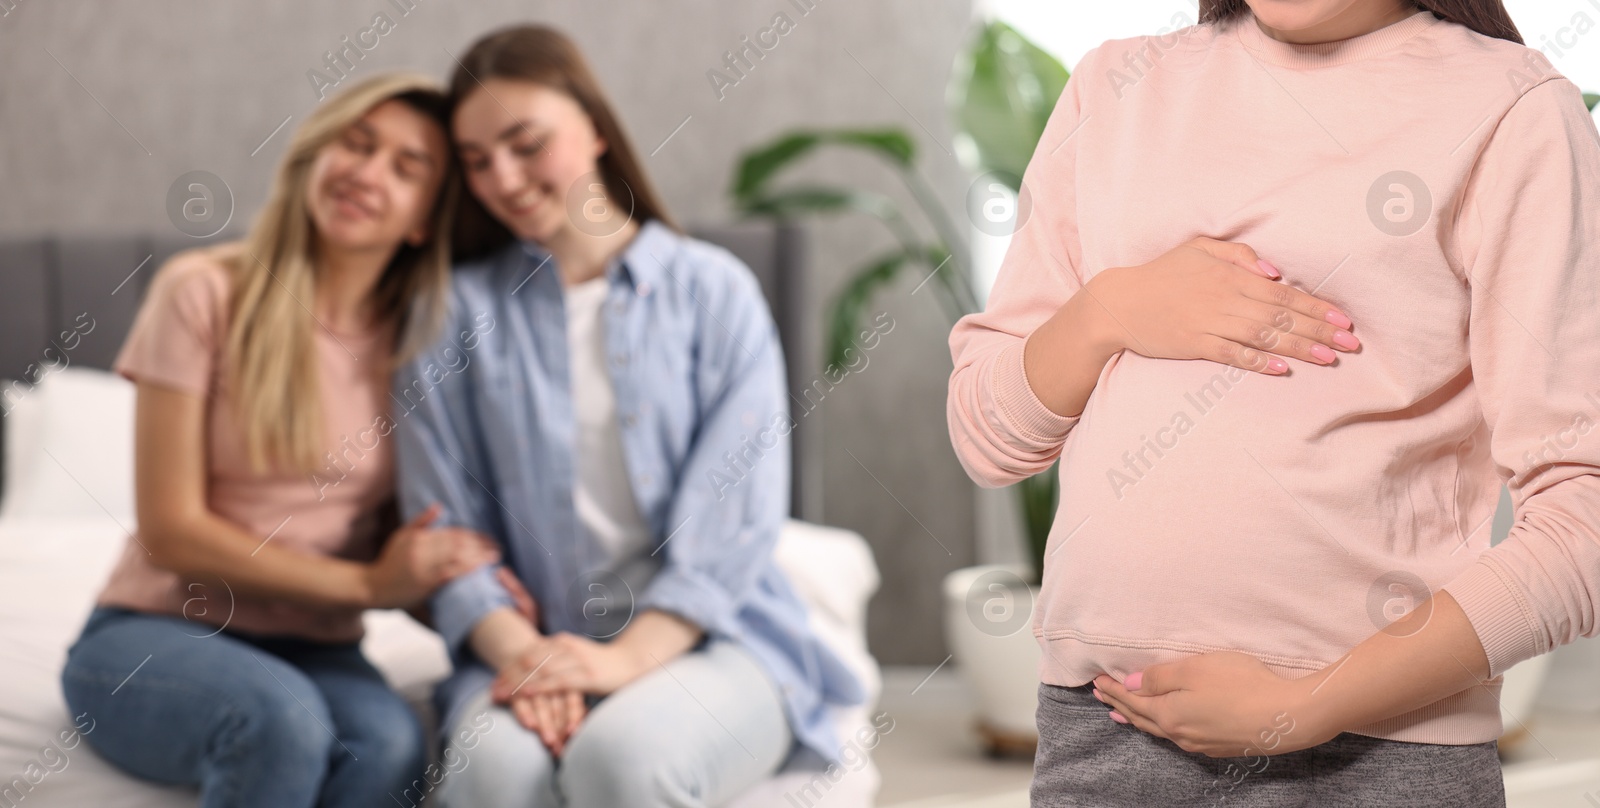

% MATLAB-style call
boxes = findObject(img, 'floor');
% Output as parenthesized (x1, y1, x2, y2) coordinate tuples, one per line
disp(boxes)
(872, 664, 1600, 808)
(872, 665, 1031, 807)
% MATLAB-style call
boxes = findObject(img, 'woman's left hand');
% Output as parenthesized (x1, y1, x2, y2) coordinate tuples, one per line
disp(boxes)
(1091, 651, 1339, 758)
(491, 632, 651, 699)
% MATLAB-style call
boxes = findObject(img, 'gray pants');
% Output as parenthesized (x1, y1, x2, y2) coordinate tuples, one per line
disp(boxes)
(1031, 682, 1506, 807)
(432, 638, 792, 807)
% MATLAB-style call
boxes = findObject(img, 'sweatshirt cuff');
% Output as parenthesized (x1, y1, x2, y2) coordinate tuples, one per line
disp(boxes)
(1439, 558, 1544, 680)
(991, 338, 1081, 445)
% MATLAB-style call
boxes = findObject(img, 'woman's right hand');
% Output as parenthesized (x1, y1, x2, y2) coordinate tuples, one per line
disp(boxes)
(1088, 237, 1359, 374)
(363, 503, 501, 609)
(492, 634, 588, 756)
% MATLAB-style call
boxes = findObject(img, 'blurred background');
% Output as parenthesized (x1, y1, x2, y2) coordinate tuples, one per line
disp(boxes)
(5, 1, 1600, 806)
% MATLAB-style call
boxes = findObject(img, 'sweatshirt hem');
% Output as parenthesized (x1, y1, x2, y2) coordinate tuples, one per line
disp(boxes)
(1037, 632, 1506, 745)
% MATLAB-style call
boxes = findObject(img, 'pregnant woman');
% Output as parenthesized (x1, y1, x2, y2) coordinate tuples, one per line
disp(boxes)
(60, 73, 501, 808)
(948, 1, 1600, 805)
(394, 24, 864, 808)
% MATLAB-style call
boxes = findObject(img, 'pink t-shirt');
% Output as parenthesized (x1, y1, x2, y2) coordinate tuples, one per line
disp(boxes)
(96, 247, 398, 643)
(948, 9, 1600, 744)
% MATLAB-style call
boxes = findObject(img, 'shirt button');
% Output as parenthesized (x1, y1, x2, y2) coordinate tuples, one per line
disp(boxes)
(637, 282, 652, 296)
(622, 414, 637, 428)
(638, 474, 652, 487)
(613, 354, 629, 366)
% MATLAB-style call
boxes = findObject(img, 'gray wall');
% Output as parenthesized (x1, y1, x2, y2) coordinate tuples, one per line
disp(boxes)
(0, 0, 981, 664)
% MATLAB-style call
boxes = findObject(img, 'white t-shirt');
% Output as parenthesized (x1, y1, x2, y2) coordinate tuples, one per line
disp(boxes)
(564, 275, 660, 599)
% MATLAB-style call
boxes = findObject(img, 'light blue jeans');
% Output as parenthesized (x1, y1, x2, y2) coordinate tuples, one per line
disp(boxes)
(432, 638, 793, 808)
(60, 606, 428, 808)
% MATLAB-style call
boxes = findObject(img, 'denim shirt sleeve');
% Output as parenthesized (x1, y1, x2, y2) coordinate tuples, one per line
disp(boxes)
(392, 291, 515, 656)
(635, 258, 791, 640)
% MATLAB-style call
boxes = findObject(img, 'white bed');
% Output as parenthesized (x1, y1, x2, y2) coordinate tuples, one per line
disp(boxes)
(0, 367, 883, 807)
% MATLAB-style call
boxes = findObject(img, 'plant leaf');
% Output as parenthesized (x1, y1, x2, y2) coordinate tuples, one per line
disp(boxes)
(732, 133, 823, 203)
(731, 129, 918, 203)
(825, 250, 911, 371)
(1585, 92, 1599, 113)
(948, 19, 1069, 188)
(737, 186, 898, 220)
(1016, 462, 1058, 586)
(831, 130, 916, 167)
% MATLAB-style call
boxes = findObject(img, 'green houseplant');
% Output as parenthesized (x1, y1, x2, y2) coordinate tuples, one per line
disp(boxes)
(948, 21, 1068, 589)
(731, 20, 1068, 588)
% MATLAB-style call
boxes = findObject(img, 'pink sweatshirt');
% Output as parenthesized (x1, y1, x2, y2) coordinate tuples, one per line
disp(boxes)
(947, 8, 1600, 744)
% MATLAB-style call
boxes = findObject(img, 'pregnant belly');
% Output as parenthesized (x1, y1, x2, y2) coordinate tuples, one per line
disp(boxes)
(1036, 354, 1430, 678)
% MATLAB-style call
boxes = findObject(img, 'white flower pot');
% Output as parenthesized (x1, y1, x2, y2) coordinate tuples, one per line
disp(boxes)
(943, 563, 1042, 754)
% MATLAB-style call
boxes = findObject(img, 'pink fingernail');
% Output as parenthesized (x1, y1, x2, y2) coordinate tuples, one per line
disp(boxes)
(1125, 671, 1143, 692)
(1110, 711, 1128, 723)
(1257, 259, 1281, 279)
(1325, 309, 1352, 330)
(1332, 330, 1359, 350)
(1310, 344, 1336, 364)
(1266, 358, 1288, 374)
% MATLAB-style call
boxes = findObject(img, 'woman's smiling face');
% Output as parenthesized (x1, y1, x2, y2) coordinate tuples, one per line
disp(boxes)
(304, 98, 448, 255)
(452, 78, 609, 244)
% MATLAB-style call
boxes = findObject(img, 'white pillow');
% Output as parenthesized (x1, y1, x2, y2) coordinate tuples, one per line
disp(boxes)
(0, 378, 43, 518)
(0, 367, 135, 523)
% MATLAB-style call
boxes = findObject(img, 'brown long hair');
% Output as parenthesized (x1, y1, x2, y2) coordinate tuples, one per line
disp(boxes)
(1199, 0, 1522, 45)
(447, 24, 680, 260)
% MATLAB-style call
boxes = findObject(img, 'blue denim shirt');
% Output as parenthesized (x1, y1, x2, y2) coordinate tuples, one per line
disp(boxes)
(392, 219, 865, 772)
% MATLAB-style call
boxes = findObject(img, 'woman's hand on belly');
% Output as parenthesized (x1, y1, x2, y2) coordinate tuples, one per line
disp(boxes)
(1089, 650, 1337, 758)
(1087, 237, 1359, 374)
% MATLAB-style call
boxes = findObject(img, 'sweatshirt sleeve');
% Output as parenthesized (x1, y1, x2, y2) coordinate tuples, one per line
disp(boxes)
(946, 47, 1098, 489)
(1438, 76, 1600, 680)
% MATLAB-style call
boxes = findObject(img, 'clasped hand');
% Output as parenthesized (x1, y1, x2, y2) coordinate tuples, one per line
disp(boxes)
(488, 569, 649, 756)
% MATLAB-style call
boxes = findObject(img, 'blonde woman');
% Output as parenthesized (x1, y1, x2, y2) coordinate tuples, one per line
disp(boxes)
(60, 73, 496, 808)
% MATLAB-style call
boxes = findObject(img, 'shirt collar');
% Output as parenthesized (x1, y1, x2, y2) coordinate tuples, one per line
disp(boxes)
(516, 218, 678, 296)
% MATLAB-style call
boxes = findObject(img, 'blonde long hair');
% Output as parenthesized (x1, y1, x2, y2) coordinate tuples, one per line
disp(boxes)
(226, 72, 458, 474)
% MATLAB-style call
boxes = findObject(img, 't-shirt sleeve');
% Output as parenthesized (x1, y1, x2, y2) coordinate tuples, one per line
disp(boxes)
(1438, 77, 1600, 680)
(112, 252, 230, 398)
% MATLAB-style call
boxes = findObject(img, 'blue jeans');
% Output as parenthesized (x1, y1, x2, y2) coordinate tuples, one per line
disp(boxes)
(60, 606, 427, 808)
